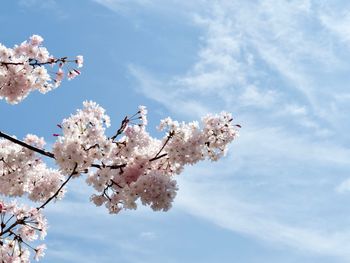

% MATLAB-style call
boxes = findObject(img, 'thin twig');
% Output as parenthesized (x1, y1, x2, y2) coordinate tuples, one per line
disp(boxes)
(151, 130, 174, 161)
(0, 218, 25, 237)
(110, 116, 128, 141)
(37, 163, 78, 210)
(0, 57, 76, 67)
(149, 153, 167, 162)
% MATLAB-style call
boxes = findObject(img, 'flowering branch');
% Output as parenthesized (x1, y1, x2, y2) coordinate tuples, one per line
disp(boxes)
(0, 131, 54, 158)
(110, 116, 128, 141)
(0, 35, 83, 104)
(149, 130, 174, 162)
(0, 201, 47, 261)
(0, 34, 240, 263)
(37, 163, 78, 210)
(0, 57, 77, 68)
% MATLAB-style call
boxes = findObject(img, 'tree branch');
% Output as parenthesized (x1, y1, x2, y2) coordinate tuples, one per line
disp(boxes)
(0, 130, 128, 171)
(110, 116, 128, 141)
(150, 130, 174, 161)
(37, 163, 78, 210)
(0, 57, 76, 68)
(0, 218, 25, 237)
(0, 131, 54, 159)
(149, 153, 167, 162)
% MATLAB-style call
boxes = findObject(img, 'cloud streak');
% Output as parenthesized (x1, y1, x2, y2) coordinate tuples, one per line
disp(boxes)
(177, 175, 350, 260)
(91, 0, 350, 261)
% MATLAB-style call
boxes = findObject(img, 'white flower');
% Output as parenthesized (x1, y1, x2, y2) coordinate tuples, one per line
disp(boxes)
(76, 55, 83, 68)
(34, 244, 46, 261)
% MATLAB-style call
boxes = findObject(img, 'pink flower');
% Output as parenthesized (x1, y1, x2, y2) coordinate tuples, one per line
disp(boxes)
(75, 55, 83, 68)
(67, 70, 79, 80)
(34, 244, 46, 261)
(56, 68, 64, 82)
(29, 35, 44, 46)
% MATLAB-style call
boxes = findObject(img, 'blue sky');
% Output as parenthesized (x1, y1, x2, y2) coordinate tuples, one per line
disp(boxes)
(2, 0, 350, 262)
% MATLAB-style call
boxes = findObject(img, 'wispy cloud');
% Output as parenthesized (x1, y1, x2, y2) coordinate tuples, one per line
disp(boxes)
(18, 0, 58, 9)
(93, 0, 152, 14)
(18, 0, 68, 19)
(162, 109, 350, 260)
(139, 231, 157, 240)
(89, 0, 350, 261)
(43, 178, 180, 263)
(124, 0, 350, 135)
(177, 177, 350, 260)
(336, 178, 350, 194)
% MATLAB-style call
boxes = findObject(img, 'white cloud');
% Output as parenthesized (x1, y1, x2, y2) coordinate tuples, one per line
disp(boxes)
(139, 231, 157, 240)
(176, 166, 350, 260)
(122, 0, 350, 134)
(18, 0, 57, 9)
(319, 5, 350, 47)
(18, 0, 68, 19)
(92, 0, 350, 261)
(238, 85, 278, 108)
(128, 65, 211, 118)
(336, 178, 350, 194)
(93, 0, 152, 13)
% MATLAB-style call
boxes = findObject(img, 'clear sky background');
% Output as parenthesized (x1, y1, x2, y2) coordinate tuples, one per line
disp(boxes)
(2, 0, 350, 262)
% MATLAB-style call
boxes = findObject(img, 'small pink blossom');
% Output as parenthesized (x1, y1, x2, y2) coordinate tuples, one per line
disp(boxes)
(29, 35, 44, 46)
(34, 244, 46, 261)
(75, 55, 83, 68)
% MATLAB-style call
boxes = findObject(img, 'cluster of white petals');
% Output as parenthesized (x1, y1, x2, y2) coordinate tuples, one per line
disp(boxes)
(1, 101, 238, 263)
(0, 103, 238, 261)
(53, 101, 111, 174)
(0, 134, 66, 202)
(0, 35, 239, 262)
(50, 101, 239, 214)
(0, 200, 47, 262)
(0, 35, 83, 104)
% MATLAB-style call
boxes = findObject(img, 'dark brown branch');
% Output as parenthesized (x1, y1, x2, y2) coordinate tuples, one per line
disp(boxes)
(109, 163, 127, 169)
(0, 130, 128, 171)
(110, 116, 129, 141)
(151, 130, 174, 161)
(110, 179, 123, 188)
(37, 163, 78, 210)
(0, 57, 76, 68)
(0, 218, 25, 237)
(91, 163, 127, 170)
(149, 153, 167, 162)
(83, 143, 99, 151)
(0, 131, 54, 159)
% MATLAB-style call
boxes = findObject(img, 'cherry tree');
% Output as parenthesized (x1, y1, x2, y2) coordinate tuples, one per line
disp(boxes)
(0, 35, 239, 262)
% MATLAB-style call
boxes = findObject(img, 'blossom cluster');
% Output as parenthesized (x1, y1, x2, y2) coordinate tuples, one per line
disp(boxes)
(53, 100, 111, 175)
(0, 200, 47, 262)
(0, 35, 83, 104)
(0, 34, 239, 262)
(52, 101, 239, 214)
(0, 134, 66, 202)
(0, 102, 238, 261)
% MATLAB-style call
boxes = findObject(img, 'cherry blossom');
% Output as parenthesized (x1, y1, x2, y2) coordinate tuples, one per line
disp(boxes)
(0, 200, 47, 262)
(0, 134, 65, 201)
(0, 35, 83, 104)
(0, 35, 240, 262)
(0, 101, 239, 261)
(52, 101, 239, 214)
